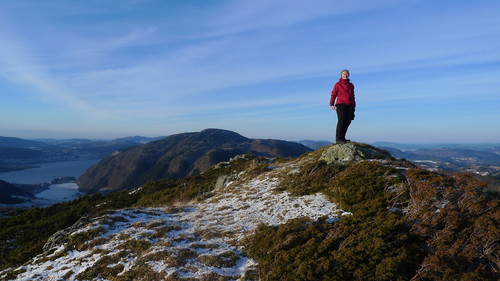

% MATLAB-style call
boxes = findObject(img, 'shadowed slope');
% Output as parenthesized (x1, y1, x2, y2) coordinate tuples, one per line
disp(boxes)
(77, 129, 311, 193)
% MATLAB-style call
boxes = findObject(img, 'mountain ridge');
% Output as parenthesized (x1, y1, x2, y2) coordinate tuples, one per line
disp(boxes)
(0, 142, 498, 280)
(77, 129, 312, 194)
(1, 142, 497, 280)
(0, 137, 44, 148)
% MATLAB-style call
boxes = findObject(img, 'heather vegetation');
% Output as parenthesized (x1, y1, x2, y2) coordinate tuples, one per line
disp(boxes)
(0, 193, 104, 270)
(0, 154, 269, 272)
(276, 160, 347, 196)
(1, 143, 498, 280)
(245, 158, 499, 280)
(135, 154, 270, 207)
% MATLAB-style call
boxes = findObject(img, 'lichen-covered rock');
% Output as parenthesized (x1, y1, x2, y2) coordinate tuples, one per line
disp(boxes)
(43, 215, 91, 252)
(319, 142, 392, 164)
(215, 174, 232, 190)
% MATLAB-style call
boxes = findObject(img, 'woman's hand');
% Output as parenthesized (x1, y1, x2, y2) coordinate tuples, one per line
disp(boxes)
(331, 106, 336, 111)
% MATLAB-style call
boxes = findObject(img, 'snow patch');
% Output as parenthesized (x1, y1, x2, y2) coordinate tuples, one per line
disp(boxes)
(2, 170, 340, 280)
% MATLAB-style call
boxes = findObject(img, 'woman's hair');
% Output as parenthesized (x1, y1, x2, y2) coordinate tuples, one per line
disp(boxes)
(340, 69, 350, 76)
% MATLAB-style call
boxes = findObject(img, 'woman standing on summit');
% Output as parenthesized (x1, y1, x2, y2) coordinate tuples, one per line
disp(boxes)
(330, 69, 356, 144)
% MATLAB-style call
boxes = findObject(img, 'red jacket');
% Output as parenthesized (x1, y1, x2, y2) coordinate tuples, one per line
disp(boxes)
(330, 78, 355, 107)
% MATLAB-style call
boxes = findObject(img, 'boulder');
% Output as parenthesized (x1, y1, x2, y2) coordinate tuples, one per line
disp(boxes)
(43, 214, 91, 252)
(319, 142, 392, 164)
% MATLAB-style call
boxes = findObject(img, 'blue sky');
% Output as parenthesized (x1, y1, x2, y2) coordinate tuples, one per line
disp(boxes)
(0, 0, 499, 143)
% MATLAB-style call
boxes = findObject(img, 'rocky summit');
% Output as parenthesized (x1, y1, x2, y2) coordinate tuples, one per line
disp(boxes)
(318, 142, 393, 164)
(0, 142, 498, 280)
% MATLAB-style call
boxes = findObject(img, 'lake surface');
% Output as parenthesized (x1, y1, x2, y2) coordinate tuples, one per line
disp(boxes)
(0, 160, 99, 208)
(0, 159, 99, 184)
(37, 183, 82, 201)
(0, 183, 83, 209)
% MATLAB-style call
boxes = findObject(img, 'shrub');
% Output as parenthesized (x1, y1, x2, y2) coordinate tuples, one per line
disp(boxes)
(324, 161, 407, 215)
(244, 215, 422, 281)
(245, 162, 499, 280)
(135, 155, 270, 207)
(117, 238, 152, 254)
(197, 251, 240, 268)
(65, 226, 107, 251)
(75, 251, 129, 280)
(278, 160, 346, 196)
(0, 193, 105, 270)
(406, 169, 499, 280)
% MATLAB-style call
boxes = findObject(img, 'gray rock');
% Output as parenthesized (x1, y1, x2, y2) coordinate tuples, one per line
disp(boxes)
(215, 174, 232, 190)
(319, 143, 392, 164)
(43, 214, 91, 252)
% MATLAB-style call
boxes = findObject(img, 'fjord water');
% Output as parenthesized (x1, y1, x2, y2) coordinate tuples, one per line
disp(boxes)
(0, 159, 99, 184)
(0, 159, 99, 207)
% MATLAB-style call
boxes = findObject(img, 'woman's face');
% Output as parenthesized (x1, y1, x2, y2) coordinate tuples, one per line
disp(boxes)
(341, 71, 349, 79)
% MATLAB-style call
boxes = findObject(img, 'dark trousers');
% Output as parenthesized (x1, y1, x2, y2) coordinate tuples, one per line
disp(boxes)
(335, 104, 354, 141)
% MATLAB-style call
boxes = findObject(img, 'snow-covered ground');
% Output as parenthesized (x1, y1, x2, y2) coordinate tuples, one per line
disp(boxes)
(2, 169, 343, 280)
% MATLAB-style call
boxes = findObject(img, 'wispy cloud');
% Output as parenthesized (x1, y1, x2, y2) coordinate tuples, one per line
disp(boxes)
(0, 0, 499, 141)
(0, 28, 106, 119)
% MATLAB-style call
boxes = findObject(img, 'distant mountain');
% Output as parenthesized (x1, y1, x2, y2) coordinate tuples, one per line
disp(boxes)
(0, 137, 44, 148)
(0, 135, 164, 167)
(0, 147, 45, 172)
(35, 136, 163, 146)
(377, 145, 500, 180)
(113, 136, 165, 144)
(77, 129, 312, 194)
(297, 140, 332, 150)
(371, 141, 500, 151)
(0, 147, 44, 160)
(489, 146, 500, 155)
(378, 147, 500, 166)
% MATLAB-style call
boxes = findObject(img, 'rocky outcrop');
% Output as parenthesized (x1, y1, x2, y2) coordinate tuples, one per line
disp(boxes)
(319, 142, 393, 164)
(42, 214, 92, 252)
